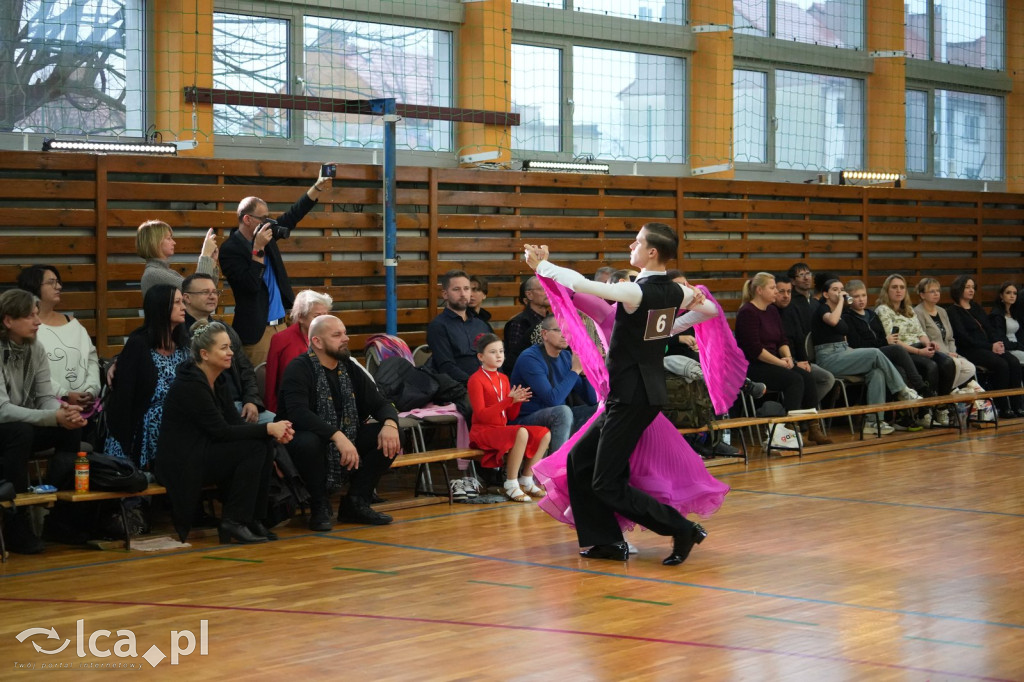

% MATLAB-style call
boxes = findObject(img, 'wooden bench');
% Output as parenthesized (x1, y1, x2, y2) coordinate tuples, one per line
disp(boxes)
(54, 484, 168, 551)
(390, 448, 485, 504)
(0, 493, 58, 563)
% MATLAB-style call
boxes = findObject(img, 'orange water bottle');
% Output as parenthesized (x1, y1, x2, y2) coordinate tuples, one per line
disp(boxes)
(74, 451, 90, 492)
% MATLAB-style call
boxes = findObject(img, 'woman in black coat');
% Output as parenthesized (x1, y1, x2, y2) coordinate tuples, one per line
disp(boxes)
(988, 281, 1024, 363)
(946, 275, 1024, 418)
(156, 321, 294, 544)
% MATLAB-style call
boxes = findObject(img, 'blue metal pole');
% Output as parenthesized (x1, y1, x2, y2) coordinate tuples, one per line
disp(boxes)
(371, 98, 399, 335)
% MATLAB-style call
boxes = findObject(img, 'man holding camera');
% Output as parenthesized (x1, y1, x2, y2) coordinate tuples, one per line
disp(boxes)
(220, 168, 333, 364)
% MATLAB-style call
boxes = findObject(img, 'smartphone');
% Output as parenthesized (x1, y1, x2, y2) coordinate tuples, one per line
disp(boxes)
(891, 326, 900, 334)
(321, 163, 336, 178)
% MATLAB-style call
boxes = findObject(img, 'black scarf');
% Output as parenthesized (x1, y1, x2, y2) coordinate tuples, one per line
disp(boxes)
(308, 350, 359, 489)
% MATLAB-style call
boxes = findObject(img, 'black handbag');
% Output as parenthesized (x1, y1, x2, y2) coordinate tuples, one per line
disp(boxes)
(47, 452, 149, 493)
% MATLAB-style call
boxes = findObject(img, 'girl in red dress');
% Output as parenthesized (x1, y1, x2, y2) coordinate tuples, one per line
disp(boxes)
(468, 334, 551, 502)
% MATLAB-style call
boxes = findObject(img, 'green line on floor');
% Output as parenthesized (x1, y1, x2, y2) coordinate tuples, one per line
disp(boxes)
(333, 567, 399, 575)
(202, 556, 263, 563)
(746, 614, 818, 626)
(604, 595, 671, 606)
(468, 579, 533, 589)
(904, 636, 982, 648)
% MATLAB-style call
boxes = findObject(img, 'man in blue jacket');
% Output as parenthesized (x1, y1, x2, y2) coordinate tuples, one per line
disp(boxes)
(509, 315, 598, 451)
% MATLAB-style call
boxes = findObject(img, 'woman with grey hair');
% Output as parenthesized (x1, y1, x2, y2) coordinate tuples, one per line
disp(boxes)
(264, 289, 333, 411)
(157, 320, 294, 544)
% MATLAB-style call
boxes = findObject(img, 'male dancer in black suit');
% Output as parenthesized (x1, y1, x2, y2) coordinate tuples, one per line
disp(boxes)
(524, 223, 716, 565)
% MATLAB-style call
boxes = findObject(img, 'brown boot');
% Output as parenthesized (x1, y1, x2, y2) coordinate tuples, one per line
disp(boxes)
(808, 421, 833, 445)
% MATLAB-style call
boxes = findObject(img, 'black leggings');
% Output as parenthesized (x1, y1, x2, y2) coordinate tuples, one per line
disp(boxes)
(960, 348, 1024, 410)
(746, 361, 818, 411)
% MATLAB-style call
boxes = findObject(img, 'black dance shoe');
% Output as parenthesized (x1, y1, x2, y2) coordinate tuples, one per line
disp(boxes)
(218, 519, 269, 545)
(662, 523, 707, 566)
(247, 521, 278, 541)
(579, 541, 629, 561)
(338, 496, 393, 526)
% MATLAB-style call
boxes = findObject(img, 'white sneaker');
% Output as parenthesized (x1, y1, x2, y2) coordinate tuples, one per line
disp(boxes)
(764, 425, 802, 450)
(916, 412, 933, 429)
(863, 421, 896, 436)
(897, 387, 922, 401)
(450, 478, 467, 501)
(462, 477, 481, 498)
(934, 409, 951, 427)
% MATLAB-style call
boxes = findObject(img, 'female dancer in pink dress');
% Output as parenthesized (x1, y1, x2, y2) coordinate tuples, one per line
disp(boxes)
(529, 237, 745, 563)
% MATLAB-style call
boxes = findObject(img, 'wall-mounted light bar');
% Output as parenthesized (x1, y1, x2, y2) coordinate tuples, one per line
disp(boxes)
(42, 139, 178, 155)
(839, 170, 903, 186)
(522, 160, 610, 174)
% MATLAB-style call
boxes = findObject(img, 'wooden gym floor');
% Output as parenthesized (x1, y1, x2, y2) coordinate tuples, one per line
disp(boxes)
(1, 425, 1022, 680)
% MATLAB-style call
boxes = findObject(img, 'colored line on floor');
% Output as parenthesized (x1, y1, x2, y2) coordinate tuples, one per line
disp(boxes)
(332, 567, 398, 575)
(904, 636, 983, 649)
(202, 556, 263, 563)
(468, 579, 532, 590)
(0, 596, 1009, 682)
(604, 595, 670, 607)
(746, 614, 819, 627)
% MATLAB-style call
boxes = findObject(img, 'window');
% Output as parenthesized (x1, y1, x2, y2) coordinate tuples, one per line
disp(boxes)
(574, 0, 685, 26)
(905, 89, 929, 173)
(572, 46, 684, 162)
(905, 0, 1003, 70)
(512, 45, 561, 153)
(934, 90, 1001, 179)
(4, 0, 144, 136)
(213, 13, 290, 138)
(733, 69, 767, 164)
(302, 17, 452, 151)
(775, 70, 863, 172)
(907, 88, 1002, 180)
(735, 0, 864, 48)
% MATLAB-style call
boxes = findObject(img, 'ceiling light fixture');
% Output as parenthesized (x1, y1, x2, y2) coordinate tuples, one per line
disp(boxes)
(42, 139, 179, 155)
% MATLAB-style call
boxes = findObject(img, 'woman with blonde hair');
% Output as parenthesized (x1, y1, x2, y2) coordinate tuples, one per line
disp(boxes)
(138, 219, 219, 296)
(913, 277, 976, 390)
(875, 273, 956, 399)
(735, 272, 831, 444)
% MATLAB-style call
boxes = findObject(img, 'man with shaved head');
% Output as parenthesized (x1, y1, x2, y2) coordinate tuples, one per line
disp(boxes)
(276, 315, 401, 530)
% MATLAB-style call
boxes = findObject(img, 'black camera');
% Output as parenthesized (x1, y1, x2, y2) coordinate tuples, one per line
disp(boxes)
(321, 163, 336, 178)
(259, 217, 291, 241)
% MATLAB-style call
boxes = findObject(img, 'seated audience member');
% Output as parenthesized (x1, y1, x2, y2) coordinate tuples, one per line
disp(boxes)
(105, 284, 189, 469)
(914, 277, 978, 394)
(786, 262, 816, 329)
(0, 289, 86, 554)
(469, 274, 493, 331)
(593, 266, 616, 283)
(277, 315, 401, 531)
(137, 219, 218, 296)
(946, 275, 1024, 418)
(502, 275, 551, 373)
(468, 334, 551, 502)
(265, 290, 333, 412)
(609, 269, 638, 284)
(157, 321, 294, 544)
(509, 315, 598, 450)
(875, 273, 957, 400)
(773, 275, 835, 403)
(842, 279, 932, 429)
(16, 265, 101, 417)
(811, 276, 921, 436)
(182, 273, 273, 424)
(735, 273, 831, 445)
(989, 281, 1024, 364)
(426, 270, 491, 384)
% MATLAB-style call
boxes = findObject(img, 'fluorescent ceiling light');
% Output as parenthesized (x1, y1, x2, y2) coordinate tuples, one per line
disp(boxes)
(839, 170, 903, 186)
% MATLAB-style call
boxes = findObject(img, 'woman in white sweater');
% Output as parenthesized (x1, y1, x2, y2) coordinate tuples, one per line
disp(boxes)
(16, 265, 102, 413)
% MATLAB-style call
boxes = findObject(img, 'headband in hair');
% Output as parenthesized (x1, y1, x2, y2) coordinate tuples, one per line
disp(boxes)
(191, 322, 213, 341)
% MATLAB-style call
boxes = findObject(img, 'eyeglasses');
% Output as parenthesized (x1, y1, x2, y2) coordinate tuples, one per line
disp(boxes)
(42, 279, 60, 287)
(185, 289, 221, 297)
(542, 326, 561, 333)
(244, 214, 270, 222)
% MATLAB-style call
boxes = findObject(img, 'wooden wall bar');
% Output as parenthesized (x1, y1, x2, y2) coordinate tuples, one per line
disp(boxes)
(0, 151, 1021, 356)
